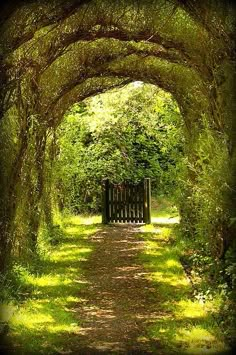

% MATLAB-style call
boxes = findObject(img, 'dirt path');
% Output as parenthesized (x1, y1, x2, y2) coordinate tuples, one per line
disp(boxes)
(71, 224, 165, 354)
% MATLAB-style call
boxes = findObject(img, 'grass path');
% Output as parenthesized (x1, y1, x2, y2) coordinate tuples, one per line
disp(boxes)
(3, 207, 230, 354)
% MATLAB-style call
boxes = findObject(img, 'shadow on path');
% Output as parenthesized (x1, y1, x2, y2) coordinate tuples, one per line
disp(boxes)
(71, 225, 167, 354)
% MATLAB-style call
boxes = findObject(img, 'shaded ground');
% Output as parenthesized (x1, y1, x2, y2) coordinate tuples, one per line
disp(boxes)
(72, 224, 166, 354)
(2, 212, 229, 354)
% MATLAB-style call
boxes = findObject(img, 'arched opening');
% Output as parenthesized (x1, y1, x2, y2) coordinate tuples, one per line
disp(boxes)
(52, 82, 182, 216)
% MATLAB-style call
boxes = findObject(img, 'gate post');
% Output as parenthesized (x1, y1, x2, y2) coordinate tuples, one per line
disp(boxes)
(102, 179, 109, 224)
(144, 178, 151, 224)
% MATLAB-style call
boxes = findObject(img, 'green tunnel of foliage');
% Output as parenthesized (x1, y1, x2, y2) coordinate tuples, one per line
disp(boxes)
(0, 0, 236, 343)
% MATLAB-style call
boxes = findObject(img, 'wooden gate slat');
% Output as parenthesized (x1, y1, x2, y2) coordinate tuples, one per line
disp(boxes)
(142, 183, 144, 222)
(137, 184, 140, 223)
(138, 184, 141, 222)
(108, 185, 111, 222)
(133, 185, 136, 223)
(123, 186, 125, 222)
(110, 183, 113, 222)
(129, 185, 132, 222)
(120, 187, 123, 222)
(122, 186, 125, 222)
(134, 185, 138, 223)
(127, 185, 130, 222)
(118, 187, 121, 223)
(117, 186, 119, 223)
(125, 185, 127, 222)
(116, 187, 119, 222)
(122, 186, 124, 222)
(132, 185, 136, 223)
(130, 185, 134, 223)
(139, 183, 143, 222)
(119, 187, 121, 222)
(114, 186, 117, 223)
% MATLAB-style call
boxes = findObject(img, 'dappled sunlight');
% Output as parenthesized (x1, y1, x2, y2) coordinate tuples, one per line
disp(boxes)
(10, 299, 81, 354)
(8, 214, 98, 354)
(10, 295, 82, 334)
(53, 254, 89, 263)
(7, 210, 229, 354)
(176, 299, 208, 319)
(150, 270, 190, 288)
(139, 225, 174, 241)
(176, 326, 226, 354)
(148, 201, 180, 245)
(12, 310, 54, 328)
(47, 323, 80, 334)
(27, 274, 72, 287)
(139, 224, 163, 234)
(51, 247, 92, 262)
(165, 258, 181, 268)
(152, 216, 180, 224)
(63, 215, 102, 226)
(139, 221, 229, 354)
(64, 225, 99, 236)
(151, 199, 179, 225)
(144, 241, 164, 251)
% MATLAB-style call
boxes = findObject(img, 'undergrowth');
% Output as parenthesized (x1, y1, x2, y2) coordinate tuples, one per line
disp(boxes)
(0, 198, 235, 353)
(0, 214, 101, 354)
(178, 229, 236, 349)
(138, 198, 235, 353)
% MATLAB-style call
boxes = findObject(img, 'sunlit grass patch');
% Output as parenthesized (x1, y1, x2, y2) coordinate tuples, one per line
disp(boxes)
(139, 224, 162, 234)
(141, 238, 190, 294)
(27, 273, 72, 287)
(10, 299, 81, 354)
(151, 196, 179, 225)
(64, 225, 99, 236)
(152, 216, 180, 224)
(176, 326, 226, 354)
(8, 214, 100, 354)
(50, 246, 92, 262)
(63, 214, 102, 226)
(176, 299, 208, 319)
(138, 217, 230, 353)
(139, 225, 173, 241)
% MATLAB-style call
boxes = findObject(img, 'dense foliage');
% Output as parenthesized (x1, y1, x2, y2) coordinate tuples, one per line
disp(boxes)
(54, 83, 183, 213)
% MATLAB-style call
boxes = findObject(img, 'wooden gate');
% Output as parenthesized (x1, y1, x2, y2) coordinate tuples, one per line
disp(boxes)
(102, 178, 151, 224)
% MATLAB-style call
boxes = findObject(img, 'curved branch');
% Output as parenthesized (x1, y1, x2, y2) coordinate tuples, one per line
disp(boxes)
(3, 0, 214, 83)
(49, 76, 131, 126)
(0, 0, 92, 53)
(46, 52, 210, 133)
(41, 38, 204, 118)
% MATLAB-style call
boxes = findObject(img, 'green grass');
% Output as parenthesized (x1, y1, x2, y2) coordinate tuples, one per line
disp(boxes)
(5, 215, 101, 354)
(138, 199, 230, 354)
(151, 196, 180, 225)
(1, 202, 231, 354)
